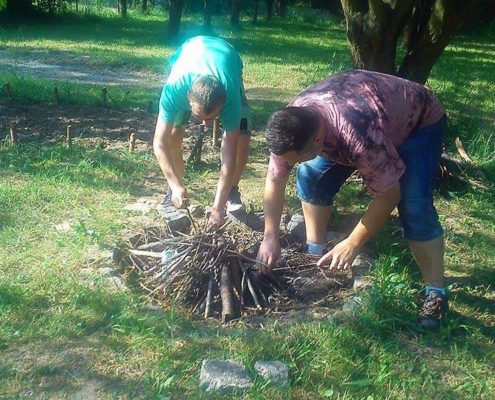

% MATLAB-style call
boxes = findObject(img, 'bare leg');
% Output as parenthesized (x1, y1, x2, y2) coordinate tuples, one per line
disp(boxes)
(232, 134, 250, 187)
(409, 235, 445, 287)
(301, 201, 332, 244)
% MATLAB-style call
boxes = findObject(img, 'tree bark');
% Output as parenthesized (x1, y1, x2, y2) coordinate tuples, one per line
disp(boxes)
(266, 0, 274, 20)
(231, 0, 241, 28)
(399, 0, 483, 84)
(142, 0, 148, 12)
(167, 0, 185, 43)
(252, 0, 259, 23)
(120, 0, 128, 17)
(204, 0, 212, 28)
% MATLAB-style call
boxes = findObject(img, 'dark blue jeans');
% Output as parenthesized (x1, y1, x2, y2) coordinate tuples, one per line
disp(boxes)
(296, 116, 446, 241)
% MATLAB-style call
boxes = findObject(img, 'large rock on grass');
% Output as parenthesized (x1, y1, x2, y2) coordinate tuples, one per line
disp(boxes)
(200, 359, 253, 393)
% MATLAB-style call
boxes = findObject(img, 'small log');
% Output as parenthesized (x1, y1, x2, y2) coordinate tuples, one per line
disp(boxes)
(66, 125, 72, 147)
(187, 124, 205, 166)
(229, 256, 243, 301)
(454, 138, 486, 180)
(147, 100, 153, 113)
(9, 122, 18, 144)
(441, 153, 485, 181)
(54, 87, 60, 105)
(102, 87, 108, 107)
(204, 277, 214, 318)
(129, 133, 136, 152)
(220, 264, 240, 322)
(212, 119, 220, 147)
(136, 241, 165, 252)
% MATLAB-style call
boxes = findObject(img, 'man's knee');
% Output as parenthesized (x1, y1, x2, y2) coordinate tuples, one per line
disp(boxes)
(398, 200, 444, 241)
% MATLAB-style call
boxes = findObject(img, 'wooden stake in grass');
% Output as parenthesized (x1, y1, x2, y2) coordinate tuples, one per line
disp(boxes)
(212, 119, 220, 148)
(102, 87, 108, 107)
(9, 122, 18, 144)
(3, 83, 13, 98)
(66, 125, 72, 147)
(129, 133, 136, 152)
(54, 87, 60, 105)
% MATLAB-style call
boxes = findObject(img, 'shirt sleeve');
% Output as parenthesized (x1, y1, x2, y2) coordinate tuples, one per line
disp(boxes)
(158, 83, 179, 123)
(267, 153, 294, 179)
(351, 130, 406, 196)
(219, 87, 241, 132)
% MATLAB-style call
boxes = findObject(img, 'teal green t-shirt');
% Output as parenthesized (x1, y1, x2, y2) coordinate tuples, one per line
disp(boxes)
(159, 35, 243, 132)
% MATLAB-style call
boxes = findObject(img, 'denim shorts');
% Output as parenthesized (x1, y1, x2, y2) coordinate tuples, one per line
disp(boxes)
(296, 116, 446, 241)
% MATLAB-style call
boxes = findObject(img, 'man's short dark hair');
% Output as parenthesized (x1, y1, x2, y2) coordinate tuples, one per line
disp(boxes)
(266, 107, 320, 155)
(188, 75, 225, 115)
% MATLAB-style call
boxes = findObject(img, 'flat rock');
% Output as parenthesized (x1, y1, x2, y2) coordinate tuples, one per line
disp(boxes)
(54, 221, 72, 233)
(123, 197, 158, 214)
(156, 205, 191, 233)
(353, 275, 372, 290)
(342, 296, 365, 313)
(254, 361, 289, 388)
(286, 213, 305, 240)
(86, 245, 120, 264)
(200, 359, 253, 393)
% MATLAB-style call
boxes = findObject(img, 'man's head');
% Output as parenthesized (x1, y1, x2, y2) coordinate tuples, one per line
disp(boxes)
(188, 75, 225, 121)
(266, 106, 323, 165)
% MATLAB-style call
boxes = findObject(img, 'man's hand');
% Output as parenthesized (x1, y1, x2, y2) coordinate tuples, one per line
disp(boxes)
(171, 186, 190, 209)
(256, 236, 281, 275)
(316, 238, 359, 270)
(207, 207, 225, 229)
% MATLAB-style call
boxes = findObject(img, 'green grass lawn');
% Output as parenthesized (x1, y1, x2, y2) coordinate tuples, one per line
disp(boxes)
(1, 10, 494, 399)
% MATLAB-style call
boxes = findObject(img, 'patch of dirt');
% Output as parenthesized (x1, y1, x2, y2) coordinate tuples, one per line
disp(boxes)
(0, 49, 163, 88)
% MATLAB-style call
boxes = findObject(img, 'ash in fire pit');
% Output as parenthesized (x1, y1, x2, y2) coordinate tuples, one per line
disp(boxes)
(127, 216, 367, 323)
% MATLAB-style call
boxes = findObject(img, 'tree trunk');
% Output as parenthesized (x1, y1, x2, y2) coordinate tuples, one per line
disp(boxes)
(204, 0, 212, 28)
(340, 0, 415, 75)
(266, 0, 274, 19)
(252, 0, 259, 23)
(340, 0, 492, 84)
(168, 0, 185, 43)
(120, 0, 127, 17)
(399, 0, 483, 84)
(231, 0, 241, 28)
(276, 0, 287, 16)
(142, 0, 148, 12)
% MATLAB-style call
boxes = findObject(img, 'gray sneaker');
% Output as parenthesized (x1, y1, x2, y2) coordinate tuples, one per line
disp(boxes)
(156, 188, 175, 215)
(418, 290, 449, 330)
(226, 186, 243, 212)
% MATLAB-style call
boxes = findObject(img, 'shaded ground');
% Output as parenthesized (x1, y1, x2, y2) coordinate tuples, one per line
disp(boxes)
(0, 49, 164, 88)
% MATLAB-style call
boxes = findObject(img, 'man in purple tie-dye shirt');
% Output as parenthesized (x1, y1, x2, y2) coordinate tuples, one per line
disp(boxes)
(257, 70, 448, 330)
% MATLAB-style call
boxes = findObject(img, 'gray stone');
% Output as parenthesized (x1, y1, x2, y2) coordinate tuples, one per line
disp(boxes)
(106, 276, 127, 291)
(123, 198, 158, 214)
(254, 361, 289, 388)
(97, 267, 116, 277)
(353, 275, 372, 290)
(54, 221, 72, 233)
(156, 205, 191, 233)
(342, 296, 365, 313)
(286, 213, 306, 240)
(200, 359, 253, 393)
(86, 245, 120, 264)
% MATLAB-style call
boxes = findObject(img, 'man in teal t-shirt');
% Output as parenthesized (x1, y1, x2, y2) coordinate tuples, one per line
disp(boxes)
(153, 35, 251, 227)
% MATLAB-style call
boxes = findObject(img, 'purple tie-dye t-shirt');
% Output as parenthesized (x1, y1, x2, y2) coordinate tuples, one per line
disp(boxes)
(268, 70, 445, 196)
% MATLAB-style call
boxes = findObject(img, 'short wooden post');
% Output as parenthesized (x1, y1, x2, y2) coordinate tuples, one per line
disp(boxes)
(147, 100, 153, 113)
(212, 119, 220, 148)
(129, 133, 136, 152)
(53, 87, 60, 105)
(102, 87, 108, 107)
(4, 83, 13, 98)
(9, 122, 18, 144)
(66, 125, 72, 147)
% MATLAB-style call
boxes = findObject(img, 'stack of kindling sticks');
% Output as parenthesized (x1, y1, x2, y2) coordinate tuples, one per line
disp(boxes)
(128, 229, 288, 322)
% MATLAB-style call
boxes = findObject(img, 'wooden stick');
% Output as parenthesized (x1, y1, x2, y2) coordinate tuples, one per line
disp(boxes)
(54, 87, 60, 105)
(454, 137, 486, 179)
(212, 119, 220, 147)
(129, 249, 162, 258)
(9, 122, 18, 144)
(220, 264, 240, 322)
(147, 100, 153, 113)
(129, 133, 136, 152)
(204, 276, 214, 318)
(4, 83, 13, 98)
(102, 87, 108, 107)
(66, 125, 72, 147)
